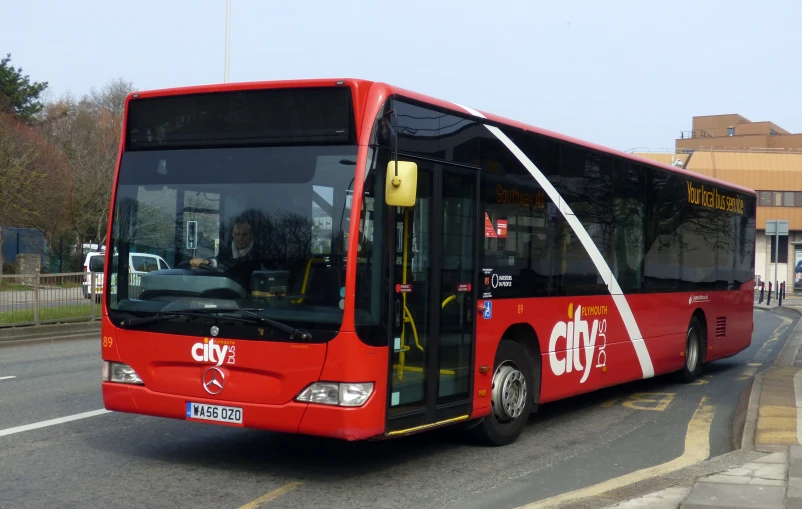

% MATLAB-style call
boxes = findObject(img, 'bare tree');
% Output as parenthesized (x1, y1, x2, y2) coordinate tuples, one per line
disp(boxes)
(39, 78, 135, 251)
(0, 112, 71, 272)
(115, 196, 175, 251)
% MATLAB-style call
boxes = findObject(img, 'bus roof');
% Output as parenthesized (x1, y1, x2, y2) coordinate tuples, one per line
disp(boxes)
(126, 78, 756, 197)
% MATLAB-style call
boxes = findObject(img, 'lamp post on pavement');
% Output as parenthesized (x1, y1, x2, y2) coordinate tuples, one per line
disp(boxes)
(224, 0, 231, 83)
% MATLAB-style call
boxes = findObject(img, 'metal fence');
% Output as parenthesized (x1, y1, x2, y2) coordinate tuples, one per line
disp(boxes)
(0, 271, 102, 328)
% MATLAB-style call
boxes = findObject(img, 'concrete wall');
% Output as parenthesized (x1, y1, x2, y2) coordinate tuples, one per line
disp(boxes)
(15, 254, 40, 285)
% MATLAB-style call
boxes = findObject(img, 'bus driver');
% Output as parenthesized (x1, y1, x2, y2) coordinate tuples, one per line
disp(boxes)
(190, 219, 257, 270)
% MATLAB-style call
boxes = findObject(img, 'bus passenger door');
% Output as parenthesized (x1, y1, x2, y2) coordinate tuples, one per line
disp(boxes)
(386, 161, 478, 434)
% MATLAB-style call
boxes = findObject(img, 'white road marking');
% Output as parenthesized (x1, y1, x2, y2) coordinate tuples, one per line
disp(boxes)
(0, 409, 110, 438)
(0, 376, 16, 381)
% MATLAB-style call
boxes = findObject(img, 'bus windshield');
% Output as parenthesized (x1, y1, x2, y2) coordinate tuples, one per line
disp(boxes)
(107, 145, 357, 339)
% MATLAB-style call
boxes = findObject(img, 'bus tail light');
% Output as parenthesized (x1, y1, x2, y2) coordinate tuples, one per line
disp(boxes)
(296, 382, 373, 407)
(103, 361, 143, 385)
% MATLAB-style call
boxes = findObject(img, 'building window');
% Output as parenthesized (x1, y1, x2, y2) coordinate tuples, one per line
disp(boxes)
(727, 127, 735, 136)
(758, 191, 802, 207)
(770, 235, 789, 264)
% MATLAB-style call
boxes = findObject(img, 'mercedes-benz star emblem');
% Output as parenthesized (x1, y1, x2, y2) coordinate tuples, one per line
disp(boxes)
(202, 367, 225, 395)
(210, 326, 219, 337)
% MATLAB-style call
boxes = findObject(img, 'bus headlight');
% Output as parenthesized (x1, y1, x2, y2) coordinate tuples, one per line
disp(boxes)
(296, 382, 373, 407)
(296, 382, 339, 405)
(103, 361, 143, 385)
(339, 383, 374, 407)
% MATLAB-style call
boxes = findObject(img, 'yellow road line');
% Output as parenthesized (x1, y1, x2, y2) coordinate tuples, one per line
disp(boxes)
(753, 315, 793, 362)
(600, 398, 619, 408)
(737, 363, 763, 381)
(517, 396, 714, 509)
(237, 482, 302, 509)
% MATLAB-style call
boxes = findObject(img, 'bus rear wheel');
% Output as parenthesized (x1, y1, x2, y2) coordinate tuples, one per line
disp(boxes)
(679, 316, 704, 383)
(472, 340, 535, 446)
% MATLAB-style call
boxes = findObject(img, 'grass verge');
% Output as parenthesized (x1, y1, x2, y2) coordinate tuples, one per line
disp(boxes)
(0, 282, 32, 292)
(0, 303, 101, 325)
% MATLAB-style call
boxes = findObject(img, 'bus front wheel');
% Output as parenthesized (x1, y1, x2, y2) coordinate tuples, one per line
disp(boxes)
(472, 340, 535, 446)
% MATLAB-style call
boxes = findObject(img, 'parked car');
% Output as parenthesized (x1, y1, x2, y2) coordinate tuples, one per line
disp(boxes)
(84, 251, 171, 299)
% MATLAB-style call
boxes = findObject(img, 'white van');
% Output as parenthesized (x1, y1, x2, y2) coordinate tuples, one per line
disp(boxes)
(83, 252, 171, 299)
(83, 251, 106, 299)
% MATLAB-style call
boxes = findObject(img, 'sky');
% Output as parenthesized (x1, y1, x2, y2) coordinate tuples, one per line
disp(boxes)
(2, 0, 800, 152)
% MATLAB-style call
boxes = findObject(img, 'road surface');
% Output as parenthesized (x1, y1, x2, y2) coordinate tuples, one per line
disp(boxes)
(0, 308, 795, 509)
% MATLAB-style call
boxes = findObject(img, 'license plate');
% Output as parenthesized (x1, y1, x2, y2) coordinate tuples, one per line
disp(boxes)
(186, 402, 243, 424)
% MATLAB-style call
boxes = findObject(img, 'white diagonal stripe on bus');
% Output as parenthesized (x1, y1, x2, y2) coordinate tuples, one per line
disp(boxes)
(457, 104, 654, 379)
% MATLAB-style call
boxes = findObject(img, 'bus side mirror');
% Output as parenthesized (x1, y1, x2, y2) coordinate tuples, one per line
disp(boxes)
(385, 161, 418, 207)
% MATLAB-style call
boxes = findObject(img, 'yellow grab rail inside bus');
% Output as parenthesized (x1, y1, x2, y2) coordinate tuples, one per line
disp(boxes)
(290, 257, 325, 304)
(397, 210, 461, 381)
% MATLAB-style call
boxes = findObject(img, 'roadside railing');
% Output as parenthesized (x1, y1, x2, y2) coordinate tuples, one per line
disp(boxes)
(628, 147, 802, 155)
(680, 130, 714, 139)
(0, 271, 102, 328)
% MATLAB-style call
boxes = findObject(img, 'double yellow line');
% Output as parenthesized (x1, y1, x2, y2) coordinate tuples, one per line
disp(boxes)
(517, 396, 715, 508)
(235, 397, 716, 509)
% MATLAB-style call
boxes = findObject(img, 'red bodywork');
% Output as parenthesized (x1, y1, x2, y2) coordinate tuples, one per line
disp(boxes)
(101, 79, 755, 440)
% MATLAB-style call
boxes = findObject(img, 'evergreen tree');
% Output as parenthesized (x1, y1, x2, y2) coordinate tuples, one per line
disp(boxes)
(0, 54, 48, 122)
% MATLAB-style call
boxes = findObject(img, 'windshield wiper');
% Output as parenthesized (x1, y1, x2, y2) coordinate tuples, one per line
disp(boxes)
(222, 308, 313, 341)
(120, 308, 312, 341)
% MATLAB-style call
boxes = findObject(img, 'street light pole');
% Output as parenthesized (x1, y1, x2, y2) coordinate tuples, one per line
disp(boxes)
(224, 0, 231, 83)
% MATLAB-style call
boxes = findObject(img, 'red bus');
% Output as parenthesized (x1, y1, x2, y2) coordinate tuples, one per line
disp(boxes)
(101, 79, 756, 445)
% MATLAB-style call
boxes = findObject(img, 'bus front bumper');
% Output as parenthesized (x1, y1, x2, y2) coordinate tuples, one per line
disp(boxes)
(102, 382, 385, 441)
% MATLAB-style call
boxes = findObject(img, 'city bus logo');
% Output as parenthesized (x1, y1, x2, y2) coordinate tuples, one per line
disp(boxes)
(548, 304, 608, 384)
(191, 338, 236, 366)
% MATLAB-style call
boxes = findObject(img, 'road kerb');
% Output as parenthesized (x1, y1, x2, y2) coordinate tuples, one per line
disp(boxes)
(775, 308, 802, 368)
(0, 321, 100, 344)
(739, 373, 762, 450)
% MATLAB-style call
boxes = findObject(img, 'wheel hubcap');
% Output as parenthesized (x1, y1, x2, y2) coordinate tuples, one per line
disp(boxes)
(686, 327, 699, 371)
(491, 363, 527, 422)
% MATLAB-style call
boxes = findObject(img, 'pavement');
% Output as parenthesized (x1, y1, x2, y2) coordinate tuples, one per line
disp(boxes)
(603, 295, 802, 509)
